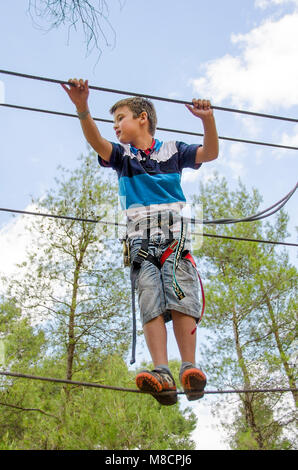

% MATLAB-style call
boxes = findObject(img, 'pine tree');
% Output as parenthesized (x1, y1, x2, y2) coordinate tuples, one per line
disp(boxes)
(3, 150, 131, 386)
(192, 174, 297, 449)
(0, 150, 197, 450)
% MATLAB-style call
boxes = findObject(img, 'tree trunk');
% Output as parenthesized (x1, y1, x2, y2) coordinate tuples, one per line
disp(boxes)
(65, 241, 87, 398)
(66, 261, 83, 382)
(232, 305, 264, 449)
(264, 293, 297, 407)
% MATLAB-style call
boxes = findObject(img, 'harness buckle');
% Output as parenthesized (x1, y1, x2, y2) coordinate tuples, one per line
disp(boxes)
(169, 240, 178, 251)
(138, 249, 149, 259)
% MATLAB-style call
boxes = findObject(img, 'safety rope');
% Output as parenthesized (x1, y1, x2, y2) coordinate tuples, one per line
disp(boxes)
(0, 180, 297, 231)
(0, 370, 296, 396)
(1, 69, 298, 123)
(1, 103, 297, 152)
(0, 207, 297, 247)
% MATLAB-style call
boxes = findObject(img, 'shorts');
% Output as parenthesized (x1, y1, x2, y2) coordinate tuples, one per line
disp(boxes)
(130, 237, 201, 326)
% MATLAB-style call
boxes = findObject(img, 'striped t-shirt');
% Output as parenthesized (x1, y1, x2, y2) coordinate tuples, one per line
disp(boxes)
(98, 139, 202, 240)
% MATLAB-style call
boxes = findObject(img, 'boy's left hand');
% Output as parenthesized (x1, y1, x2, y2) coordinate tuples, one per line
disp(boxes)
(186, 99, 213, 119)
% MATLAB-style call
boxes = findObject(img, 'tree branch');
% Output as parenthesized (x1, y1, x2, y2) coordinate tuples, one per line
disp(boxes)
(0, 400, 60, 421)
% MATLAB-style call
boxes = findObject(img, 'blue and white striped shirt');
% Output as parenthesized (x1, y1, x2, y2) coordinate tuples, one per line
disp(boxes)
(98, 139, 202, 239)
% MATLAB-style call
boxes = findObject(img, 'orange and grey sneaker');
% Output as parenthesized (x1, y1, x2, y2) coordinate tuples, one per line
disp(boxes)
(136, 367, 177, 406)
(180, 365, 207, 401)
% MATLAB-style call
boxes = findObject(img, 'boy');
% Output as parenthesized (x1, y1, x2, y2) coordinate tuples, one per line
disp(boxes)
(62, 78, 219, 405)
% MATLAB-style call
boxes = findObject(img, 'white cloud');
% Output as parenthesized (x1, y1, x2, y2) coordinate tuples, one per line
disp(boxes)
(213, 142, 247, 180)
(235, 115, 262, 138)
(0, 81, 5, 104)
(225, 147, 247, 179)
(182, 169, 200, 184)
(281, 124, 298, 147)
(190, 12, 298, 111)
(255, 0, 298, 9)
(190, 398, 230, 450)
(275, 124, 298, 158)
(0, 210, 36, 280)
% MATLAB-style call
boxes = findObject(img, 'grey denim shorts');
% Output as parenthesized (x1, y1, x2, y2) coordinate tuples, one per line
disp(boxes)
(130, 237, 201, 326)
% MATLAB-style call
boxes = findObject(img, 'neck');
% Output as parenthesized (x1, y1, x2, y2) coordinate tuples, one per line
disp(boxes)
(131, 135, 153, 150)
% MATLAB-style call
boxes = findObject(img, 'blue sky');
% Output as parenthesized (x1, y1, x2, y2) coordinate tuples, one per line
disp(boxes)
(0, 0, 297, 234)
(0, 0, 297, 450)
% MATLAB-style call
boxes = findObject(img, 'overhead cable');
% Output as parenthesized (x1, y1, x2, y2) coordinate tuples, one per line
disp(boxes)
(1, 102, 297, 152)
(1, 69, 298, 123)
(0, 207, 297, 247)
(199, 181, 298, 225)
(0, 370, 296, 396)
(0, 181, 296, 233)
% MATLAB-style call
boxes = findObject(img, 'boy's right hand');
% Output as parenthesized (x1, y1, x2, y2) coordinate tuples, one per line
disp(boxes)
(61, 78, 89, 112)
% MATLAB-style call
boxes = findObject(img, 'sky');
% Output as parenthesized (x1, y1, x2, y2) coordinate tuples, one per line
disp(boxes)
(0, 0, 298, 450)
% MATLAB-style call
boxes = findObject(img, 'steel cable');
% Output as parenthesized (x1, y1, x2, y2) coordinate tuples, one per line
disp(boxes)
(1, 102, 298, 151)
(1, 69, 298, 123)
(0, 370, 296, 396)
(0, 207, 297, 247)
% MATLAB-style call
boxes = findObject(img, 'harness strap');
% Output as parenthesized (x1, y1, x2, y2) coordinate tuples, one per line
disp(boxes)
(171, 219, 187, 301)
(130, 267, 138, 365)
(129, 245, 205, 365)
(183, 253, 205, 333)
(129, 216, 206, 364)
(159, 240, 178, 265)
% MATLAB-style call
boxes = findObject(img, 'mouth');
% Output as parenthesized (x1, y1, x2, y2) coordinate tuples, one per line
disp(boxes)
(116, 130, 121, 138)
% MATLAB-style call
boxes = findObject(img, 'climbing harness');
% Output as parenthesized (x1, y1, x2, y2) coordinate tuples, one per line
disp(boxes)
(126, 216, 205, 364)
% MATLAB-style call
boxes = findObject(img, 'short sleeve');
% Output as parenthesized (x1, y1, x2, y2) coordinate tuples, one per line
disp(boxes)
(176, 141, 202, 171)
(98, 143, 124, 171)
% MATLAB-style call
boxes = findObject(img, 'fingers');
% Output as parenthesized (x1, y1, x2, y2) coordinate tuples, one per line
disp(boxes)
(61, 78, 88, 93)
(185, 99, 213, 117)
(69, 78, 88, 89)
(191, 99, 211, 110)
(60, 83, 70, 94)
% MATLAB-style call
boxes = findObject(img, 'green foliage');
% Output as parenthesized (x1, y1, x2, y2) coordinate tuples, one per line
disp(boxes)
(0, 151, 196, 450)
(230, 399, 293, 450)
(3, 150, 131, 370)
(0, 351, 196, 450)
(192, 174, 297, 449)
(1, 159, 296, 450)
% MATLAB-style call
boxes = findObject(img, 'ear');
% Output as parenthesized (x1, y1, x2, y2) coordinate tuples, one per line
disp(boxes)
(139, 111, 148, 124)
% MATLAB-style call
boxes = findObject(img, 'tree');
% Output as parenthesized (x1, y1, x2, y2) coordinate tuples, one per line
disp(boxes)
(0, 350, 197, 449)
(0, 151, 197, 450)
(230, 398, 292, 450)
(27, 0, 125, 57)
(0, 298, 47, 449)
(4, 150, 131, 387)
(192, 175, 297, 449)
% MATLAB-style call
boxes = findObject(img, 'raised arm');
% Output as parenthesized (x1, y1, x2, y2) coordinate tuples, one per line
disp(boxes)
(61, 78, 113, 162)
(186, 99, 219, 163)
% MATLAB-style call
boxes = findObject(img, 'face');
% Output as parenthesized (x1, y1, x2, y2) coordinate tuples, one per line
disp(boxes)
(113, 106, 144, 144)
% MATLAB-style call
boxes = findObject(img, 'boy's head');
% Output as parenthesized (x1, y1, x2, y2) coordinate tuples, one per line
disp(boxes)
(110, 97, 157, 136)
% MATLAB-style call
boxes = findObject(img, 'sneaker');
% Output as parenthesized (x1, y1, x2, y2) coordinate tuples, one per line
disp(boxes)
(136, 367, 177, 406)
(180, 366, 206, 401)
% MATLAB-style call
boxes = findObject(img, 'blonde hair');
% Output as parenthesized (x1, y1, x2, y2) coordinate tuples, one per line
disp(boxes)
(110, 97, 157, 135)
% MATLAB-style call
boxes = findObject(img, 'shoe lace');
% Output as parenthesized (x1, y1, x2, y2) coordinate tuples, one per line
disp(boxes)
(153, 368, 175, 387)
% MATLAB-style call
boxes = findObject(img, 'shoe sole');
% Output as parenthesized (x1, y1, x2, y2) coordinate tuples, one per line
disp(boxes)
(136, 372, 177, 406)
(181, 368, 206, 401)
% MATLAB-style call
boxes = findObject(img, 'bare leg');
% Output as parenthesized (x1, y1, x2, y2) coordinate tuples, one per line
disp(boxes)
(137, 315, 177, 406)
(143, 315, 168, 367)
(171, 310, 197, 364)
